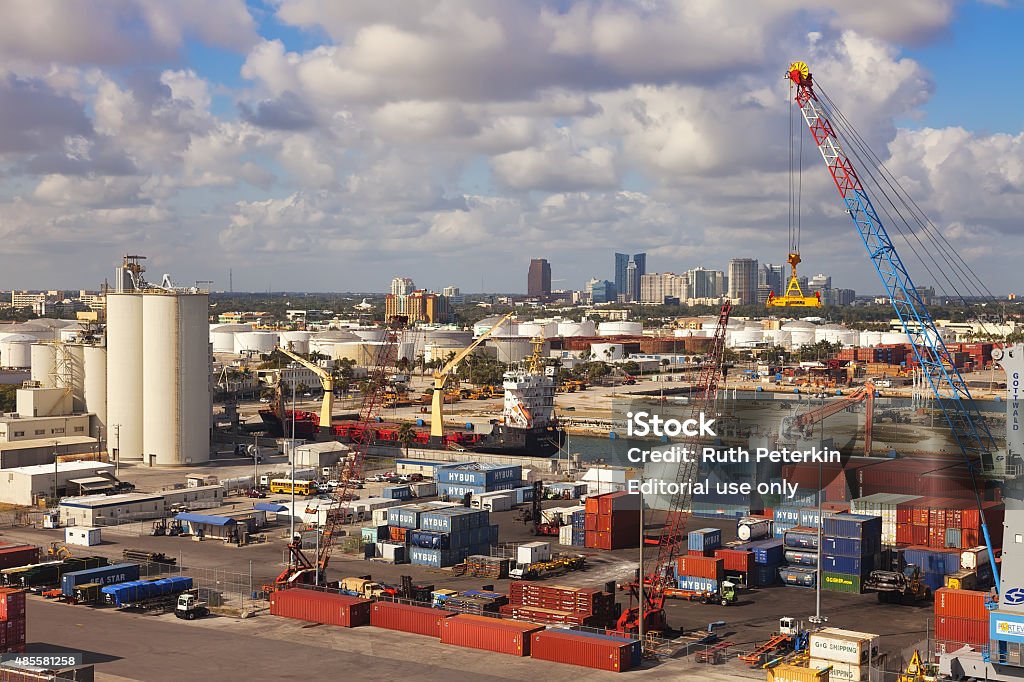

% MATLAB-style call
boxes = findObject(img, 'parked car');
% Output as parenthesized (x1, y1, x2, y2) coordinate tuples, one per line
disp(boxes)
(247, 488, 267, 499)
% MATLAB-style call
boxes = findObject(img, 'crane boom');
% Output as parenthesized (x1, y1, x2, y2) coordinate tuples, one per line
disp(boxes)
(784, 382, 874, 456)
(787, 60, 999, 588)
(276, 346, 334, 433)
(430, 311, 515, 439)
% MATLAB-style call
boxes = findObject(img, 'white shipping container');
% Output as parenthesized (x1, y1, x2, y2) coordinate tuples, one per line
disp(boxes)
(809, 658, 868, 682)
(517, 541, 551, 565)
(372, 508, 390, 526)
(559, 525, 574, 546)
(381, 542, 406, 564)
(961, 546, 990, 570)
(65, 526, 102, 547)
(809, 629, 878, 666)
(410, 482, 437, 498)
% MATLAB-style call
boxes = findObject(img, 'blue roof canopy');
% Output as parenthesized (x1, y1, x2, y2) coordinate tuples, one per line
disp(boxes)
(174, 512, 236, 526)
(254, 502, 288, 512)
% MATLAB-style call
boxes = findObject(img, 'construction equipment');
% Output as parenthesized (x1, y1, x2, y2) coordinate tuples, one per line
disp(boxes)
(740, 634, 791, 666)
(781, 381, 875, 455)
(522, 480, 560, 536)
(46, 543, 71, 560)
(766, 253, 822, 309)
(865, 565, 931, 604)
(899, 650, 938, 682)
(276, 346, 334, 433)
(615, 301, 732, 637)
(508, 554, 585, 580)
(787, 60, 1000, 585)
(664, 579, 737, 606)
(174, 591, 209, 620)
(338, 576, 388, 598)
(430, 311, 515, 442)
(272, 316, 408, 590)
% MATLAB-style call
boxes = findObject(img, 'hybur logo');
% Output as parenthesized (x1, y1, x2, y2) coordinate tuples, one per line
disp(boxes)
(1004, 587, 1024, 606)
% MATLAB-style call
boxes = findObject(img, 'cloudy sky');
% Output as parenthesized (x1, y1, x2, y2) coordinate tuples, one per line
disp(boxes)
(1, 0, 1021, 296)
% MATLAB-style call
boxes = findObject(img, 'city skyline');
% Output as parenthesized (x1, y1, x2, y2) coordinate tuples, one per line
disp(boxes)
(0, 3, 1022, 297)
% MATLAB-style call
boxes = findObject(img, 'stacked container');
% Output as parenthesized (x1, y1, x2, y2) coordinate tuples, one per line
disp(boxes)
(398, 507, 496, 567)
(0, 545, 40, 571)
(436, 463, 522, 499)
(675, 556, 724, 593)
(584, 492, 641, 550)
(851, 493, 921, 546)
(820, 514, 882, 594)
(933, 588, 991, 652)
(902, 547, 964, 592)
(687, 528, 722, 556)
(0, 588, 26, 654)
(501, 582, 616, 627)
(893, 498, 1004, 552)
(738, 538, 785, 587)
(808, 627, 880, 681)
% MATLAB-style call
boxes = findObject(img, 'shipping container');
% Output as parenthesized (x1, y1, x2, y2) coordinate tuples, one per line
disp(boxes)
(765, 662, 830, 682)
(935, 615, 989, 645)
(370, 600, 456, 637)
(386, 504, 434, 529)
(60, 562, 140, 597)
(714, 548, 754, 573)
(676, 576, 719, 592)
(934, 588, 990, 621)
(530, 629, 639, 672)
(784, 528, 820, 550)
(751, 564, 779, 587)
(743, 539, 785, 565)
(675, 556, 723, 581)
(961, 547, 990, 571)
(821, 554, 876, 576)
(437, 463, 521, 488)
(821, 535, 880, 557)
(903, 547, 961, 576)
(0, 545, 40, 571)
(809, 658, 867, 682)
(821, 571, 863, 594)
(440, 614, 543, 656)
(270, 589, 371, 627)
(822, 514, 882, 541)
(779, 566, 816, 588)
(688, 528, 722, 552)
(595, 491, 642, 513)
(784, 550, 818, 567)
(808, 628, 878, 665)
(0, 588, 26, 621)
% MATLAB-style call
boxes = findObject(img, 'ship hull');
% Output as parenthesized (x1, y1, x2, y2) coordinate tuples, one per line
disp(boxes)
(468, 424, 565, 457)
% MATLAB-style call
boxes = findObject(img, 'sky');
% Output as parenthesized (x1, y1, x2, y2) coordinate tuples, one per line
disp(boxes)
(0, 0, 1022, 296)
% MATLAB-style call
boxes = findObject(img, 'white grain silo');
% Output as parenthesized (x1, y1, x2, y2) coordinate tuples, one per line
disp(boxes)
(279, 331, 312, 355)
(30, 343, 57, 387)
(66, 343, 86, 412)
(0, 334, 35, 369)
(83, 344, 107, 439)
(106, 292, 144, 461)
(598, 321, 643, 336)
(142, 293, 210, 466)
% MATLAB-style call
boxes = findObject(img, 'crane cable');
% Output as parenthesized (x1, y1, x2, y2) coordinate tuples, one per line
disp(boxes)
(787, 83, 804, 256)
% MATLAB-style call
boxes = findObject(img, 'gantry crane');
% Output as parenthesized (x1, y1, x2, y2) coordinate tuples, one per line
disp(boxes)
(429, 311, 515, 442)
(782, 382, 875, 456)
(787, 60, 1000, 586)
(273, 316, 408, 588)
(616, 301, 732, 636)
(276, 346, 334, 434)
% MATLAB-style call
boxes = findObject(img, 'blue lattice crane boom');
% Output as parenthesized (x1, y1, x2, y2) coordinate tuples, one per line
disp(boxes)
(786, 60, 1000, 590)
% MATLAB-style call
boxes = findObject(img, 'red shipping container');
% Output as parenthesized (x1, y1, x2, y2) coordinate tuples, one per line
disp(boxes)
(585, 530, 599, 548)
(934, 589, 989, 621)
(714, 548, 754, 573)
(585, 513, 597, 531)
(530, 629, 638, 672)
(912, 525, 929, 546)
(596, 491, 642, 515)
(0, 588, 26, 621)
(896, 507, 912, 525)
(370, 601, 455, 637)
(440, 614, 543, 656)
(689, 548, 715, 558)
(0, 546, 39, 571)
(934, 616, 989, 645)
(389, 526, 407, 543)
(895, 523, 912, 546)
(269, 589, 371, 627)
(585, 497, 600, 514)
(676, 556, 724, 581)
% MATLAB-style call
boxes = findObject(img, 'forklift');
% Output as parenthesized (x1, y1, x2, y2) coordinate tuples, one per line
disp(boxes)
(865, 565, 931, 604)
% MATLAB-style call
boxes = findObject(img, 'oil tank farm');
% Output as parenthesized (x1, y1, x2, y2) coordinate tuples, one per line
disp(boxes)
(106, 255, 211, 466)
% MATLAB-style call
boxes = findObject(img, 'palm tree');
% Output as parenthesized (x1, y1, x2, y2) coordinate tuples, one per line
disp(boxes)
(396, 422, 415, 457)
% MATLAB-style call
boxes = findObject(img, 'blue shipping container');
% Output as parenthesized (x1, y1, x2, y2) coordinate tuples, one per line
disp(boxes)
(822, 514, 882, 540)
(437, 463, 521, 488)
(751, 564, 779, 587)
(821, 535, 879, 557)
(822, 553, 877, 575)
(784, 550, 818, 567)
(784, 530, 819, 550)
(387, 505, 431, 530)
(677, 576, 718, 592)
(799, 508, 827, 528)
(903, 548, 960, 576)
(747, 539, 785, 566)
(779, 567, 816, 588)
(572, 529, 585, 546)
(920, 571, 946, 592)
(418, 509, 486, 534)
(774, 507, 801, 524)
(408, 546, 468, 568)
(61, 563, 140, 597)
(382, 485, 411, 500)
(945, 528, 962, 549)
(572, 510, 586, 529)
(102, 576, 193, 607)
(688, 528, 722, 552)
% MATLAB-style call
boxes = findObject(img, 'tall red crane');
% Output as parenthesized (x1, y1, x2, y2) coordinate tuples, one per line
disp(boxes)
(273, 315, 408, 588)
(617, 301, 732, 634)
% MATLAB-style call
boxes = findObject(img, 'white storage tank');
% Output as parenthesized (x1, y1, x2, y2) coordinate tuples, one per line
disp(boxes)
(142, 293, 211, 466)
(0, 334, 35, 369)
(106, 293, 144, 462)
(728, 329, 763, 347)
(860, 331, 883, 347)
(557, 320, 596, 337)
(3, 323, 55, 341)
(834, 328, 859, 347)
(515, 322, 545, 339)
(737, 517, 772, 541)
(880, 332, 907, 346)
(234, 331, 278, 355)
(474, 317, 516, 338)
(352, 328, 386, 343)
(30, 343, 57, 387)
(209, 323, 252, 353)
(423, 329, 473, 346)
(598, 321, 643, 336)
(783, 321, 816, 347)
(279, 331, 312, 355)
(590, 342, 624, 361)
(490, 338, 544, 364)
(83, 344, 107, 437)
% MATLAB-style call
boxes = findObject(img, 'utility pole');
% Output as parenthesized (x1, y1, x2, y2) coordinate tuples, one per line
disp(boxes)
(113, 423, 121, 477)
(53, 441, 59, 502)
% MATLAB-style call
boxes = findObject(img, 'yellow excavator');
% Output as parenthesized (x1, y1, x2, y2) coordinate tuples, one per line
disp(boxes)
(898, 651, 937, 682)
(277, 346, 334, 433)
(430, 311, 515, 441)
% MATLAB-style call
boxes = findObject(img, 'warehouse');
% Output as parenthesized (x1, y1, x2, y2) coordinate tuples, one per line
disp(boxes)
(0, 461, 115, 506)
(292, 441, 348, 469)
(0, 435, 100, 469)
(59, 484, 224, 526)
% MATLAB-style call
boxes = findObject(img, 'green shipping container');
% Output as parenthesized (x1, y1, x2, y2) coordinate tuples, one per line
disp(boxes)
(822, 571, 863, 594)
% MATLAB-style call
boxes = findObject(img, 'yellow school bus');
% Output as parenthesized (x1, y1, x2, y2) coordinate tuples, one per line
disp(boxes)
(268, 479, 316, 496)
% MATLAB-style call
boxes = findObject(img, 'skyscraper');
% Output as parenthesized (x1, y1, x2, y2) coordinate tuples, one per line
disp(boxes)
(761, 264, 785, 297)
(687, 267, 726, 299)
(528, 258, 552, 298)
(728, 258, 759, 306)
(614, 252, 646, 302)
(391, 277, 415, 296)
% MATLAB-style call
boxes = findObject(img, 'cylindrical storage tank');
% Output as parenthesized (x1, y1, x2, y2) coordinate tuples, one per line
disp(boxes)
(728, 329, 763, 347)
(233, 331, 278, 355)
(279, 331, 312, 355)
(209, 324, 252, 353)
(557, 320, 595, 337)
(67, 343, 86, 412)
(142, 293, 210, 466)
(396, 341, 417, 364)
(84, 345, 107, 438)
(4, 323, 54, 341)
(59, 325, 85, 343)
(474, 317, 516, 338)
(352, 328, 386, 343)
(30, 343, 57, 387)
(737, 518, 771, 541)
(598, 321, 643, 336)
(515, 322, 545, 339)
(785, 326, 815, 347)
(423, 329, 472, 346)
(490, 339, 542, 364)
(860, 331, 883, 347)
(590, 342, 624, 361)
(880, 332, 907, 345)
(0, 334, 36, 369)
(107, 293, 144, 461)
(834, 329, 859, 347)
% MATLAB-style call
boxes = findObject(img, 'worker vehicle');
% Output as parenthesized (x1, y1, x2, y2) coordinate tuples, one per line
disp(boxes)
(520, 480, 562, 535)
(898, 650, 937, 682)
(664, 580, 737, 606)
(175, 591, 210, 620)
(268, 479, 316, 496)
(508, 555, 585, 581)
(338, 576, 388, 599)
(865, 565, 931, 604)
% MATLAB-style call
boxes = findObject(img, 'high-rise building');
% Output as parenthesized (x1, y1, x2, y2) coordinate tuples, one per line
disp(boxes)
(640, 273, 688, 304)
(588, 279, 617, 304)
(442, 286, 464, 305)
(808, 274, 832, 292)
(728, 258, 759, 305)
(527, 259, 551, 298)
(385, 290, 451, 324)
(832, 288, 856, 306)
(614, 252, 646, 302)
(391, 277, 415, 297)
(687, 268, 726, 299)
(761, 264, 785, 297)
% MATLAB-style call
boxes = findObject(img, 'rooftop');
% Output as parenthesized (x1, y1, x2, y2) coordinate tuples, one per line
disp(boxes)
(60, 492, 162, 508)
(7, 460, 111, 475)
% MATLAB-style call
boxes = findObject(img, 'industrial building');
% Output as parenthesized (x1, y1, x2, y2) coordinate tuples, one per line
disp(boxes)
(292, 441, 349, 469)
(0, 461, 115, 506)
(58, 484, 225, 526)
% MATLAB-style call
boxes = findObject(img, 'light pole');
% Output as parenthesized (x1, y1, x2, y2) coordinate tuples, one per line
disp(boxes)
(113, 423, 121, 477)
(53, 441, 59, 502)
